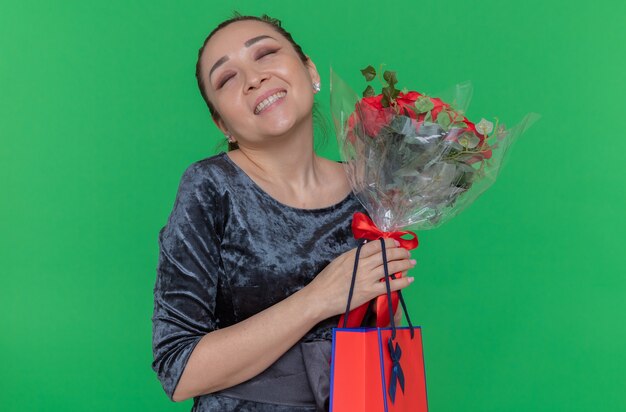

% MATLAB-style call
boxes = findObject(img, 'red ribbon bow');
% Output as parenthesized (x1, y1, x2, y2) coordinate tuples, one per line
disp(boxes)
(338, 212, 419, 329)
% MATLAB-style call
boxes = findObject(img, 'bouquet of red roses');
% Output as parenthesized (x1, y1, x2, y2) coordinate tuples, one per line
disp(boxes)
(330, 64, 539, 328)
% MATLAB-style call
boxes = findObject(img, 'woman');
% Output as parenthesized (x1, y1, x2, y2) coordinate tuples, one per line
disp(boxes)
(151, 13, 416, 412)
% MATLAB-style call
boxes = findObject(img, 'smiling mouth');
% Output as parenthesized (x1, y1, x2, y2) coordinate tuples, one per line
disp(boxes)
(254, 91, 287, 115)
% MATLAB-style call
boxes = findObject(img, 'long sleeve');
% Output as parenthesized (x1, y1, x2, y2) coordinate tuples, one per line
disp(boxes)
(151, 162, 223, 401)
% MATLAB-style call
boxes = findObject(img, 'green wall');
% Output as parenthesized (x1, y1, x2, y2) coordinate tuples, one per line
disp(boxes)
(1, 0, 624, 410)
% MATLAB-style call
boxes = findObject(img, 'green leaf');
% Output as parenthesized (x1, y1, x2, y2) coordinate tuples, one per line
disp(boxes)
(423, 111, 432, 122)
(437, 112, 452, 129)
(383, 70, 398, 86)
(381, 95, 390, 107)
(458, 132, 480, 148)
(363, 85, 376, 97)
(360, 65, 376, 81)
(382, 85, 396, 102)
(414, 96, 434, 113)
(451, 111, 465, 122)
(451, 122, 467, 129)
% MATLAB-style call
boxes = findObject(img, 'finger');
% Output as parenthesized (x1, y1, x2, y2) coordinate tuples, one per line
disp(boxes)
(363, 246, 412, 269)
(358, 238, 398, 259)
(375, 276, 414, 294)
(385, 270, 409, 280)
(370, 260, 415, 280)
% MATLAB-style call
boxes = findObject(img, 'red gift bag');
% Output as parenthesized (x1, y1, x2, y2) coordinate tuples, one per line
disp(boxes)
(330, 238, 429, 412)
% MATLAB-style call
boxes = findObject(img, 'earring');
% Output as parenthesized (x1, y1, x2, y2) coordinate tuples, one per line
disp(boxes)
(225, 132, 235, 143)
(313, 82, 321, 92)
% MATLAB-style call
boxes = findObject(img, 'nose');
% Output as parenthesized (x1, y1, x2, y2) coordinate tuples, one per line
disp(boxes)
(244, 67, 269, 92)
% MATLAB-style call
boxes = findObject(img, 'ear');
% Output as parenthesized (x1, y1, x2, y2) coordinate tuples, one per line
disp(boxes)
(304, 55, 321, 86)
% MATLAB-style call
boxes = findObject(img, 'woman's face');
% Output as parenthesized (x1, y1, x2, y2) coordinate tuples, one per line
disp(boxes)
(199, 20, 320, 145)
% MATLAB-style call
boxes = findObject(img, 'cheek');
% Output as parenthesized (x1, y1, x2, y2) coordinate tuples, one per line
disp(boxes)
(210, 103, 244, 134)
(215, 92, 246, 117)
(276, 58, 313, 86)
(282, 68, 315, 104)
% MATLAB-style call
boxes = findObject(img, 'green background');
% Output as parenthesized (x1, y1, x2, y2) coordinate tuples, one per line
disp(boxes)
(1, 0, 624, 410)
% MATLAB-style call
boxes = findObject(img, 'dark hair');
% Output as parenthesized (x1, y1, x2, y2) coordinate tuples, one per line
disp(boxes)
(195, 11, 329, 152)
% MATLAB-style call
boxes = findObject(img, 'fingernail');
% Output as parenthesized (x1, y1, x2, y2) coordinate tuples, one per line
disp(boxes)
(394, 239, 400, 246)
(408, 277, 415, 283)
(410, 259, 416, 265)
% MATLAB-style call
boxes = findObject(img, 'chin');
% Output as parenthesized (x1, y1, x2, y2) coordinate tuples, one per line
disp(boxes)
(258, 114, 300, 135)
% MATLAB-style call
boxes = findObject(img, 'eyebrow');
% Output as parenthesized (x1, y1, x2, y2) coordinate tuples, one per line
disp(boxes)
(208, 35, 277, 82)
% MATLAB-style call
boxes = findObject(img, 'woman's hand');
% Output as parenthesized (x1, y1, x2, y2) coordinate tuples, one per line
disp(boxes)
(304, 238, 416, 321)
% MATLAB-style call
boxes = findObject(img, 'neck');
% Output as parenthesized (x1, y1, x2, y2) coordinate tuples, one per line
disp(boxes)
(234, 115, 323, 193)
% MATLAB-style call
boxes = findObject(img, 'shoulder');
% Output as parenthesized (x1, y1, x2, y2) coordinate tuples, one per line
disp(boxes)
(174, 152, 237, 202)
(168, 154, 230, 235)
(180, 152, 229, 185)
(169, 153, 234, 217)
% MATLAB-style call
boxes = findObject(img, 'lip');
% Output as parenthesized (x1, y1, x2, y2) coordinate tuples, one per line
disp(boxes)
(253, 88, 287, 114)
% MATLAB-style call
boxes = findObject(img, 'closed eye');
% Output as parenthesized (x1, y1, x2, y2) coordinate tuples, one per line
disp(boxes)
(217, 74, 234, 89)
(257, 48, 278, 59)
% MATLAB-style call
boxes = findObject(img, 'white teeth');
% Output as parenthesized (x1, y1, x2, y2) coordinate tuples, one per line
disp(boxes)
(255, 91, 286, 114)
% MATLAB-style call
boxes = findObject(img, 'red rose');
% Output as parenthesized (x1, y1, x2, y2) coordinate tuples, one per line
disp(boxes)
(394, 91, 421, 119)
(348, 91, 423, 139)
(361, 94, 384, 110)
(348, 94, 394, 138)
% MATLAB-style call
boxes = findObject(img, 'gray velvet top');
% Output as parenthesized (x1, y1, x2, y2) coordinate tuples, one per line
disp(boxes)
(151, 151, 371, 411)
